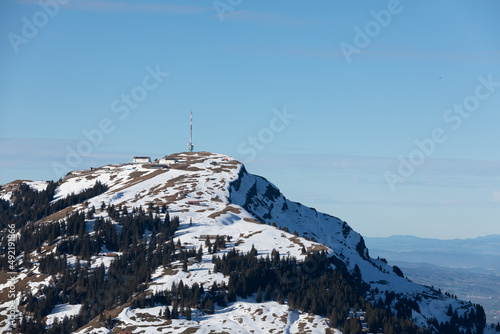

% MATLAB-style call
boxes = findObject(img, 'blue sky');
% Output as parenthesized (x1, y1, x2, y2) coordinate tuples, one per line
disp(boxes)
(1, 0, 499, 239)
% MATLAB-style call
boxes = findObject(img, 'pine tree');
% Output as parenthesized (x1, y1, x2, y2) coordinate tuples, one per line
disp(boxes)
(204, 297, 214, 314)
(228, 286, 236, 303)
(165, 307, 171, 319)
(264, 285, 273, 301)
(106, 315, 112, 329)
(256, 286, 263, 303)
(329, 310, 339, 330)
(447, 304, 453, 316)
(171, 304, 178, 319)
(196, 246, 203, 262)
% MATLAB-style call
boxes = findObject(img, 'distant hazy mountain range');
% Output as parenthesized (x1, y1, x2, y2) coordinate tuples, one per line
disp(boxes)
(365, 234, 500, 274)
(365, 235, 500, 324)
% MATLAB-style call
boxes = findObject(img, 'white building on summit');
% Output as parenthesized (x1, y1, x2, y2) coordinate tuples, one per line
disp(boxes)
(132, 156, 151, 164)
(159, 158, 178, 165)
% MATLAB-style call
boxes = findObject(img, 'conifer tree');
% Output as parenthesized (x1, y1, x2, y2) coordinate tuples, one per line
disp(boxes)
(165, 307, 171, 319)
(196, 246, 203, 262)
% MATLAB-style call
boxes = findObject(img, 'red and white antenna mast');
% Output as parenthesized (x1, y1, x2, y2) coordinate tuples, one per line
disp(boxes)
(188, 111, 194, 152)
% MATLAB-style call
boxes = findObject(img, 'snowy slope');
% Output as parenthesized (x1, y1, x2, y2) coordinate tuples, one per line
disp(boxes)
(228, 163, 480, 329)
(1, 152, 487, 333)
(97, 299, 339, 334)
(53, 153, 319, 262)
(0, 180, 49, 203)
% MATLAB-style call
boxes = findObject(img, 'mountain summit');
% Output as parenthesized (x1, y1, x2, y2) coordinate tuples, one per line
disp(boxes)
(0, 152, 492, 333)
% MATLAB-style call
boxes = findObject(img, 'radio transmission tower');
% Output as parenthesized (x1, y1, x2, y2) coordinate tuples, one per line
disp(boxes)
(187, 111, 194, 153)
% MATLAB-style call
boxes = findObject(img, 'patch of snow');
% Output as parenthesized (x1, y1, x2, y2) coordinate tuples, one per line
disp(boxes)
(46, 304, 82, 326)
(26, 275, 52, 295)
(0, 191, 12, 202)
(149, 255, 227, 294)
(53, 172, 111, 202)
(25, 180, 49, 192)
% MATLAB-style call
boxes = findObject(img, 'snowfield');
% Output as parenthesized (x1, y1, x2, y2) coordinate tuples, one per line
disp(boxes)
(95, 300, 339, 334)
(46, 304, 83, 326)
(25, 180, 50, 192)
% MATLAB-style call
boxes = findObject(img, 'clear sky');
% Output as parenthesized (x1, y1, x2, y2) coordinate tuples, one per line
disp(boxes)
(1, 0, 499, 239)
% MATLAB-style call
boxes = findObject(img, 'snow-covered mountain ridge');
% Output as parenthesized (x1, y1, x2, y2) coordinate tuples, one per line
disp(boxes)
(0, 152, 494, 333)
